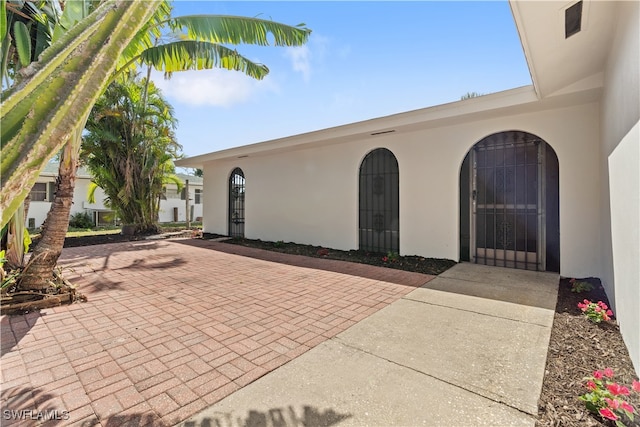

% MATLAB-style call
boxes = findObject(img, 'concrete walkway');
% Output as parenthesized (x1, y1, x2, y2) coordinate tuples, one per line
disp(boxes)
(179, 263, 558, 427)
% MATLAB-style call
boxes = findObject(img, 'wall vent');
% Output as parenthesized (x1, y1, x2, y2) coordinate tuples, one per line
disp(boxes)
(565, 1, 583, 39)
(370, 130, 396, 136)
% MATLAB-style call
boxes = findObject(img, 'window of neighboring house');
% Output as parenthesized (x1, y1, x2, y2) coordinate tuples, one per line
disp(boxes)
(31, 182, 56, 202)
(195, 189, 202, 204)
(30, 183, 47, 201)
(180, 188, 187, 200)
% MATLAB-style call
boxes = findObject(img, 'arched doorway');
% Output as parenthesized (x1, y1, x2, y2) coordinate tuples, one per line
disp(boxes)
(359, 148, 399, 253)
(229, 168, 245, 238)
(459, 131, 559, 272)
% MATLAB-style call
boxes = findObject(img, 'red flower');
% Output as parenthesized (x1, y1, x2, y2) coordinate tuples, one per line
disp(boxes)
(599, 408, 618, 421)
(586, 380, 598, 390)
(593, 370, 604, 380)
(607, 383, 630, 396)
(382, 256, 388, 262)
(633, 379, 640, 392)
(620, 401, 635, 413)
(603, 368, 614, 378)
(605, 397, 620, 410)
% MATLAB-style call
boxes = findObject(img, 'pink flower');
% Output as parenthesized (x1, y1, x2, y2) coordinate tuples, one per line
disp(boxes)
(603, 368, 614, 378)
(607, 383, 630, 396)
(586, 380, 598, 390)
(604, 397, 620, 410)
(599, 302, 608, 310)
(593, 371, 604, 380)
(584, 299, 590, 304)
(606, 309, 613, 316)
(620, 401, 635, 413)
(599, 408, 618, 421)
(382, 256, 388, 262)
(633, 379, 640, 392)
(595, 306, 602, 312)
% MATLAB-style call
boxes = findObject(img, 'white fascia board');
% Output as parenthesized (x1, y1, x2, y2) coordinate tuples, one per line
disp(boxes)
(509, 0, 542, 99)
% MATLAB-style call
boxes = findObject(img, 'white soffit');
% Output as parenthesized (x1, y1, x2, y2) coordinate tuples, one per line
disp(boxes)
(510, 0, 617, 98)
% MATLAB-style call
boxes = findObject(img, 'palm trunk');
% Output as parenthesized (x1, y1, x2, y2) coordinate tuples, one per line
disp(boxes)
(19, 133, 81, 290)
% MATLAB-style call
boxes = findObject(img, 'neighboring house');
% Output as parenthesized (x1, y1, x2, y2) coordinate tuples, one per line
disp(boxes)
(177, 1, 639, 371)
(28, 164, 203, 228)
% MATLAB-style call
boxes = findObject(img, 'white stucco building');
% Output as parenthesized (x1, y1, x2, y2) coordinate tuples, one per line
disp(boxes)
(177, 1, 639, 371)
(28, 163, 204, 228)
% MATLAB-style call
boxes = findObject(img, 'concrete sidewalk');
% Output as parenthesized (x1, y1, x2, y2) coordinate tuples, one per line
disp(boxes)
(179, 263, 558, 427)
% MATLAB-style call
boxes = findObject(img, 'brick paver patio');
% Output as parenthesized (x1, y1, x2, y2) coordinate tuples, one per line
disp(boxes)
(1, 239, 433, 426)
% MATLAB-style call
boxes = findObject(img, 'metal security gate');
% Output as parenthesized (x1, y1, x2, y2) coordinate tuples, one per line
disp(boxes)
(471, 132, 545, 271)
(229, 168, 245, 238)
(359, 148, 399, 253)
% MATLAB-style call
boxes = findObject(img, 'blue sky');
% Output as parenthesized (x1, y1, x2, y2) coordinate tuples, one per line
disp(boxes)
(152, 1, 532, 159)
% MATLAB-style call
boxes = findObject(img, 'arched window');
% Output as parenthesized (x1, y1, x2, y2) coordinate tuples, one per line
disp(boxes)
(229, 168, 245, 238)
(359, 148, 399, 253)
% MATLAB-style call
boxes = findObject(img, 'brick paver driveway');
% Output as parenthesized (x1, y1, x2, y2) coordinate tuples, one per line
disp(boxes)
(1, 239, 433, 426)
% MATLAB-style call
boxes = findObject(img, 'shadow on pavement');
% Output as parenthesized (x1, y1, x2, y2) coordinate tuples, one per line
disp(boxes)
(0, 385, 64, 426)
(0, 311, 42, 357)
(182, 405, 351, 427)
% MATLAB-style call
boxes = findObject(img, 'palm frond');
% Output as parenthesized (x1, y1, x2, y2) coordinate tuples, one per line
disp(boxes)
(167, 14, 311, 47)
(138, 40, 269, 79)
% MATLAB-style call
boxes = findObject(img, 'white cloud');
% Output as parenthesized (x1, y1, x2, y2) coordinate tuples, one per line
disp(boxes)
(283, 34, 332, 82)
(151, 69, 278, 107)
(284, 45, 311, 82)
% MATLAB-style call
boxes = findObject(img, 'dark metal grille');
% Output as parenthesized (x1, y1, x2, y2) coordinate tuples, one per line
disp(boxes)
(228, 167, 245, 238)
(359, 148, 399, 254)
(473, 131, 542, 270)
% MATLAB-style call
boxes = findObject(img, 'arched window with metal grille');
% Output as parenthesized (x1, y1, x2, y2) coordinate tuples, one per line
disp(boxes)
(459, 131, 560, 272)
(228, 168, 245, 238)
(359, 148, 399, 254)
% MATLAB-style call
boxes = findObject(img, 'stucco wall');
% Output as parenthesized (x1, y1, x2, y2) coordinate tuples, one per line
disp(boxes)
(600, 0, 640, 373)
(157, 188, 204, 223)
(203, 100, 602, 278)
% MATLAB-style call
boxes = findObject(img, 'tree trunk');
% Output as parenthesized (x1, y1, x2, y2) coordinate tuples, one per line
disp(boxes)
(19, 135, 81, 290)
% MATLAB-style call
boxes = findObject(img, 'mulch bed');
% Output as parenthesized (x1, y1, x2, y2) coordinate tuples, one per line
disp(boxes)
(220, 236, 457, 276)
(537, 277, 639, 426)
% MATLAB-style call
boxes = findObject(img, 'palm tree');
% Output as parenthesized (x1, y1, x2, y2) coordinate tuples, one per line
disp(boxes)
(14, 1, 311, 289)
(1, 0, 162, 226)
(9, 0, 162, 290)
(83, 73, 182, 234)
(0, 1, 63, 277)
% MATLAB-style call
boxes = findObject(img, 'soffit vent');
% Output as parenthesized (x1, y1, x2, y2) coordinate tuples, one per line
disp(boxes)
(565, 1, 583, 39)
(370, 130, 396, 136)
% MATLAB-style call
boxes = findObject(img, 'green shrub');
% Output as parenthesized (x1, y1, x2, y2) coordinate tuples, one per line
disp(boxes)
(69, 212, 94, 229)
